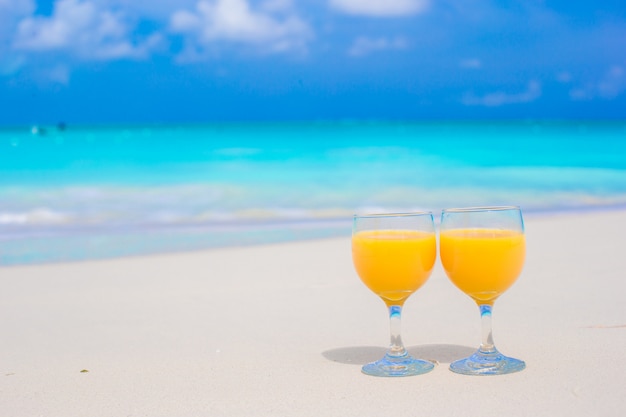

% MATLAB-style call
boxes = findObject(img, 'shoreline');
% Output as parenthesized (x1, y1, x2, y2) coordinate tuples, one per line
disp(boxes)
(2, 204, 625, 267)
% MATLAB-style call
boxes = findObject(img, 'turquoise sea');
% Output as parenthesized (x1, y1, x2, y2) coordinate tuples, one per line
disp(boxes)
(1, 121, 626, 265)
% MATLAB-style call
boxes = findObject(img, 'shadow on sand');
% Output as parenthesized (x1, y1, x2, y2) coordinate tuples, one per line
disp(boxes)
(322, 344, 476, 366)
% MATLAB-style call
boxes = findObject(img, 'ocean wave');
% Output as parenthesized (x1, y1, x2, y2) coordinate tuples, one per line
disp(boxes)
(1, 187, 625, 233)
(0, 208, 73, 225)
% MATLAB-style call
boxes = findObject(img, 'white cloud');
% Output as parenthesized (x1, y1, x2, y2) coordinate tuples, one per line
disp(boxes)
(568, 88, 588, 100)
(170, 0, 312, 56)
(329, 0, 429, 17)
(101, 0, 198, 20)
(462, 80, 542, 107)
(348, 36, 407, 57)
(0, 0, 33, 75)
(0, 0, 33, 12)
(260, 0, 294, 13)
(48, 64, 71, 84)
(12, 0, 162, 60)
(556, 71, 572, 83)
(597, 66, 625, 98)
(570, 65, 626, 101)
(460, 58, 482, 69)
(0, 0, 34, 43)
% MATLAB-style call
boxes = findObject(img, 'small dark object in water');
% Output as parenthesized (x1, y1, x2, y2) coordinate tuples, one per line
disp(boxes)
(30, 125, 47, 135)
(57, 122, 67, 131)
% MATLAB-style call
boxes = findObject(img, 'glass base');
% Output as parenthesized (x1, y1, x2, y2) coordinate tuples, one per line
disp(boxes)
(450, 348, 525, 376)
(362, 353, 435, 377)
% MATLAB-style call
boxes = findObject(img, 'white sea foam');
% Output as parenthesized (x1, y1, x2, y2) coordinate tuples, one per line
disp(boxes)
(0, 208, 72, 225)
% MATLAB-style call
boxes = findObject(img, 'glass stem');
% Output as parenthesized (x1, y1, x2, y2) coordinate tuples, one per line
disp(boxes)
(479, 304, 496, 353)
(387, 305, 407, 358)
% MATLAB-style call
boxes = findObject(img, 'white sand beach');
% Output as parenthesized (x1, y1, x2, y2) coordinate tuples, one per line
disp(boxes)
(1, 209, 626, 416)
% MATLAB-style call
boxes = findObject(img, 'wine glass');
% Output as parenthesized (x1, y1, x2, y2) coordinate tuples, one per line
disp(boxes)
(440, 206, 526, 375)
(352, 212, 436, 377)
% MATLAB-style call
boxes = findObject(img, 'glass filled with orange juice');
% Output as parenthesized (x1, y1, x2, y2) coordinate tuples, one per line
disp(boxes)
(440, 206, 526, 375)
(352, 212, 436, 377)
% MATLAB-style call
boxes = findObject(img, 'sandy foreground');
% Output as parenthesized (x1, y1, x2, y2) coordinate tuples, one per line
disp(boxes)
(1, 209, 625, 417)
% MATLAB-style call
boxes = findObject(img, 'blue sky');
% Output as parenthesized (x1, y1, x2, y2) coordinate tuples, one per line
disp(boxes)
(1, 0, 625, 125)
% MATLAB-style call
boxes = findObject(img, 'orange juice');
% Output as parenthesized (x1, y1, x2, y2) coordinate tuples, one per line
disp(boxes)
(440, 228, 525, 304)
(352, 230, 436, 306)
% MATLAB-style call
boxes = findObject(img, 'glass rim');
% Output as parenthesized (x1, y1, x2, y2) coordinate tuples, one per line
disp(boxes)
(442, 205, 521, 213)
(353, 210, 433, 219)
